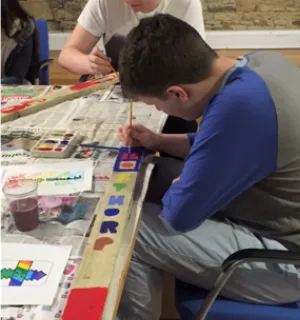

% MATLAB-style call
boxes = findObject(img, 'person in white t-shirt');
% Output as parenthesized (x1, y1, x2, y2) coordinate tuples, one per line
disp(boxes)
(58, 0, 205, 75)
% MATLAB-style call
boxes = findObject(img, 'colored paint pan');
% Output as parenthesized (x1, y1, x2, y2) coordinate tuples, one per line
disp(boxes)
(39, 144, 54, 148)
(31, 130, 83, 159)
(38, 147, 53, 151)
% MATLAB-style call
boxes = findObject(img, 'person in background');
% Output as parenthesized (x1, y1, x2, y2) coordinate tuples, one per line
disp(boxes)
(59, 0, 205, 137)
(1, 0, 39, 85)
(116, 14, 300, 319)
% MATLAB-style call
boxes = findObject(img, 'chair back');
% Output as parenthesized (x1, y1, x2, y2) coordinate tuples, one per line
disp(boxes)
(35, 19, 50, 84)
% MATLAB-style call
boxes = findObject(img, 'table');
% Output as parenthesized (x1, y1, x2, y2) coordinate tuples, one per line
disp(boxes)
(1, 83, 167, 319)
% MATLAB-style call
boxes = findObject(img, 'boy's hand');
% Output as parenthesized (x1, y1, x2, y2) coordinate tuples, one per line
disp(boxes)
(117, 124, 161, 150)
(172, 177, 180, 184)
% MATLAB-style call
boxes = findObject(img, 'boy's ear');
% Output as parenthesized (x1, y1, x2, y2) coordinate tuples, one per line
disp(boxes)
(167, 86, 188, 103)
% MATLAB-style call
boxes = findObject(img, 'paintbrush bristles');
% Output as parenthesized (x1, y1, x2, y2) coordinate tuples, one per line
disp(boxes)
(110, 66, 118, 77)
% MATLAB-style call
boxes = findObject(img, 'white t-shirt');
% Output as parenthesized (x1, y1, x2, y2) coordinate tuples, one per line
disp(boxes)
(78, 0, 205, 63)
(78, 0, 205, 41)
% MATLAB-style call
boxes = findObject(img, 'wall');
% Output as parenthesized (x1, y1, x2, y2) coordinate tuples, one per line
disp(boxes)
(21, 0, 300, 32)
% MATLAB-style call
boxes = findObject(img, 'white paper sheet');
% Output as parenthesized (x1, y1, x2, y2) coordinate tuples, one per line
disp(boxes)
(3, 161, 94, 195)
(1, 243, 72, 305)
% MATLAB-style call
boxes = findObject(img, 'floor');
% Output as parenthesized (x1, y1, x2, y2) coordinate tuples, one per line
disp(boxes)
(49, 49, 300, 85)
(48, 48, 300, 320)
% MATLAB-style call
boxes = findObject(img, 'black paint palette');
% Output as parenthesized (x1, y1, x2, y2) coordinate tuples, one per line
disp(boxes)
(31, 130, 83, 158)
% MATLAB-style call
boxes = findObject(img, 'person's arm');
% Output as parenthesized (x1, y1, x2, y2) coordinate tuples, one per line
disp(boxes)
(58, 0, 108, 75)
(1, 37, 33, 85)
(58, 25, 100, 75)
(183, 0, 205, 39)
(1, 76, 23, 85)
(156, 133, 195, 159)
(161, 81, 278, 232)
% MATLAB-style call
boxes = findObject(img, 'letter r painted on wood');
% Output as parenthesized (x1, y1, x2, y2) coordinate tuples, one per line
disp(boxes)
(100, 221, 119, 234)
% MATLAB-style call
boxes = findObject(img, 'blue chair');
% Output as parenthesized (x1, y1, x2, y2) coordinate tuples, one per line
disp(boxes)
(34, 19, 53, 85)
(175, 249, 300, 320)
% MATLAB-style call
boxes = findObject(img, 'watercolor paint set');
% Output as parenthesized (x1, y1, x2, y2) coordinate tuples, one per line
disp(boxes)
(31, 130, 83, 158)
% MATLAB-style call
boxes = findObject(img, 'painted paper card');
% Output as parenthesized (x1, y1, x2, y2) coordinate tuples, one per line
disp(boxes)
(1, 243, 71, 305)
(3, 161, 94, 195)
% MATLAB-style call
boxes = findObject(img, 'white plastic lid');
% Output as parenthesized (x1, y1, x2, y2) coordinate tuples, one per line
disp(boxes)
(3, 179, 38, 197)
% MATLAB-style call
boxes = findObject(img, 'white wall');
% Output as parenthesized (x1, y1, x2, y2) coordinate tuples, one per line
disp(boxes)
(49, 30, 300, 51)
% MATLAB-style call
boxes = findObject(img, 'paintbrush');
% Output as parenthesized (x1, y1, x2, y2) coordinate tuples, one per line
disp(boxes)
(110, 64, 132, 154)
(128, 99, 133, 153)
(111, 65, 118, 77)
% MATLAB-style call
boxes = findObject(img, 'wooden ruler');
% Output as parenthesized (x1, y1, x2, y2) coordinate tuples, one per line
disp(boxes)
(1, 73, 119, 123)
(62, 147, 144, 320)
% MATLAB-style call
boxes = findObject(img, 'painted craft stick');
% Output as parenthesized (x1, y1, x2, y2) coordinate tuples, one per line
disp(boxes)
(62, 147, 144, 320)
(1, 73, 119, 123)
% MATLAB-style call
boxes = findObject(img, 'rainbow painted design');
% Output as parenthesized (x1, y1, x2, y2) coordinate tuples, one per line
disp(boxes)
(1, 260, 47, 286)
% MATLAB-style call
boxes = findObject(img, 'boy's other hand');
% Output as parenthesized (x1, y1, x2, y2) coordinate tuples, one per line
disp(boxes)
(172, 177, 180, 184)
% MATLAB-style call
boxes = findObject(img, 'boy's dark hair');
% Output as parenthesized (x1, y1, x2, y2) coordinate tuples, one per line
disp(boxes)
(1, 0, 32, 38)
(119, 14, 218, 99)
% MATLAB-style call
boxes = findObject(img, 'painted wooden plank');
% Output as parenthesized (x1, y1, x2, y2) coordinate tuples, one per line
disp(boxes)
(62, 147, 144, 320)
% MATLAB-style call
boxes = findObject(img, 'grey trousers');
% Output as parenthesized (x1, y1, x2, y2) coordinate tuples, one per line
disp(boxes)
(117, 158, 300, 320)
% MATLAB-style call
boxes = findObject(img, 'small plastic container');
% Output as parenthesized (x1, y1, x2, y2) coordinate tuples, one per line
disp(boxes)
(3, 179, 39, 232)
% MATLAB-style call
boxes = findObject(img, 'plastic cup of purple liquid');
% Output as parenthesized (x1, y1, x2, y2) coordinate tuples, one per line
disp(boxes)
(3, 179, 39, 232)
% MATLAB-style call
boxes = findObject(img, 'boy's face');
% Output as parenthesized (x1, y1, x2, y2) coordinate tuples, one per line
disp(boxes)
(125, 0, 161, 12)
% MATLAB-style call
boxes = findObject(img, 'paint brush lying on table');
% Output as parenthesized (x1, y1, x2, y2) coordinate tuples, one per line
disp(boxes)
(79, 144, 120, 150)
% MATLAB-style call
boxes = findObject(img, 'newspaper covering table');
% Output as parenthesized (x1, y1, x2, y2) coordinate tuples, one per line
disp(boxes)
(1, 84, 167, 319)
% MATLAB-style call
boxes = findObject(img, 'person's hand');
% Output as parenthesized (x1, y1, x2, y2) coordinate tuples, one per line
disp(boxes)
(86, 47, 113, 75)
(117, 124, 161, 150)
(172, 177, 180, 184)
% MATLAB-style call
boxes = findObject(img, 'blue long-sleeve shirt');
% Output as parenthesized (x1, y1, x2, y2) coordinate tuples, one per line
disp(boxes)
(161, 65, 278, 232)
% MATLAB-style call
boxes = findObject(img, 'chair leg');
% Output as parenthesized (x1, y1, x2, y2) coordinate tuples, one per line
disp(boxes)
(196, 269, 236, 320)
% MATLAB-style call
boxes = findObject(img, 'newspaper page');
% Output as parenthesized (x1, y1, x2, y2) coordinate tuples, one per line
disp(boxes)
(2, 85, 167, 148)
(1, 194, 100, 256)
